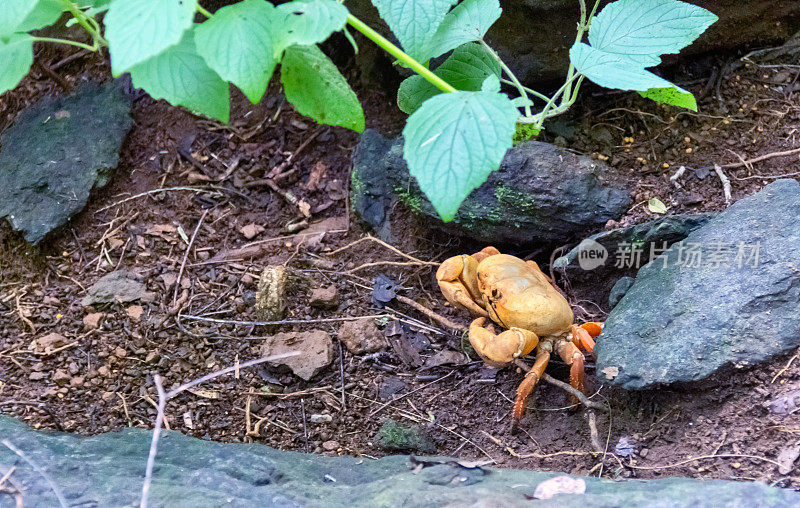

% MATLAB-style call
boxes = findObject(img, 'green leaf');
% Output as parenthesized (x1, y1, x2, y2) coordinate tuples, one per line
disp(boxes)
(129, 30, 229, 122)
(639, 86, 697, 111)
(371, 0, 455, 61)
(194, 0, 277, 104)
(17, 0, 63, 33)
(397, 42, 500, 114)
(648, 197, 668, 214)
(0, 34, 33, 94)
(481, 74, 500, 93)
(403, 91, 518, 221)
(423, 0, 501, 60)
(106, 0, 197, 75)
(569, 43, 679, 92)
(280, 45, 364, 132)
(0, 0, 38, 35)
(589, 0, 717, 64)
(274, 0, 349, 53)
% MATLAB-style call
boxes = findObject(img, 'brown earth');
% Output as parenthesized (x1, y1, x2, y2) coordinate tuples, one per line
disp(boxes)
(2, 38, 800, 489)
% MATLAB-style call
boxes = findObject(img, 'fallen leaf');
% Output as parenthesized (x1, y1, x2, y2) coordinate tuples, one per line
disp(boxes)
(160, 273, 178, 289)
(601, 366, 619, 380)
(30, 333, 66, 353)
(533, 476, 586, 500)
(648, 197, 668, 214)
(177, 225, 189, 244)
(187, 171, 211, 183)
(298, 199, 311, 218)
(305, 161, 328, 191)
(240, 223, 265, 240)
(188, 388, 220, 399)
(777, 443, 800, 474)
(183, 411, 194, 429)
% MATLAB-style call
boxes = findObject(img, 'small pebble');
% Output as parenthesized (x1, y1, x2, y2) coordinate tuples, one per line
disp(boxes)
(322, 440, 340, 451)
(310, 414, 333, 423)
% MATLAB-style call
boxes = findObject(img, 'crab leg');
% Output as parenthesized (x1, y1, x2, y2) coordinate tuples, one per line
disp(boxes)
(513, 345, 551, 420)
(556, 340, 586, 403)
(571, 324, 597, 353)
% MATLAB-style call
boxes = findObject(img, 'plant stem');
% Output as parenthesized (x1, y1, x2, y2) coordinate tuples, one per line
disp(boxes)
(196, 4, 214, 18)
(30, 36, 97, 51)
(516, 72, 581, 127)
(61, 0, 106, 47)
(480, 40, 531, 116)
(500, 79, 550, 102)
(346, 14, 456, 94)
(561, 0, 600, 106)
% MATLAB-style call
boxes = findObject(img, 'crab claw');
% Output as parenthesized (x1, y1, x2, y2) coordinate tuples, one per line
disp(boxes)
(469, 317, 539, 366)
(571, 323, 601, 354)
(436, 255, 488, 317)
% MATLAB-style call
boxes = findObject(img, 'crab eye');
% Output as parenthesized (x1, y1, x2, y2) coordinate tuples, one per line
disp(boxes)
(491, 289, 501, 300)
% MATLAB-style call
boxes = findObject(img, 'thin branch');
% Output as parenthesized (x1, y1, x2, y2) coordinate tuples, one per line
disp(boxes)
(96, 187, 222, 212)
(1, 440, 67, 508)
(140, 352, 300, 508)
(180, 313, 389, 327)
(513, 359, 607, 411)
(140, 375, 166, 508)
(395, 295, 466, 334)
(173, 209, 209, 304)
(166, 352, 299, 399)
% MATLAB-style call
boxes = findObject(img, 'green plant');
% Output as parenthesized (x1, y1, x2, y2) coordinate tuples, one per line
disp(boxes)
(1, 0, 716, 221)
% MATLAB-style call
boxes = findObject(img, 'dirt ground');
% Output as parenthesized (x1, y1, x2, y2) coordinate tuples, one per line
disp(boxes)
(3, 39, 800, 489)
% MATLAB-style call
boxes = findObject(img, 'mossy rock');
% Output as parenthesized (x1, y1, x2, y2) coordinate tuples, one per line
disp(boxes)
(351, 129, 631, 245)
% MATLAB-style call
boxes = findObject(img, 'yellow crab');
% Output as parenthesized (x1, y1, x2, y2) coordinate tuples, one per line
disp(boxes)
(437, 247, 602, 420)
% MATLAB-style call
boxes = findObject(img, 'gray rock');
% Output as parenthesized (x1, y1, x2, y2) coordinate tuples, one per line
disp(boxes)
(0, 82, 133, 243)
(596, 180, 800, 389)
(345, 0, 800, 85)
(351, 129, 631, 244)
(82, 270, 156, 307)
(553, 213, 716, 310)
(1, 416, 798, 507)
(608, 276, 635, 309)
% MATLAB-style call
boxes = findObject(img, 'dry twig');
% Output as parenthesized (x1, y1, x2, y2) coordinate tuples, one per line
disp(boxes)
(2, 440, 67, 508)
(173, 209, 209, 304)
(140, 352, 300, 508)
(97, 187, 222, 212)
(395, 295, 466, 333)
(714, 164, 732, 205)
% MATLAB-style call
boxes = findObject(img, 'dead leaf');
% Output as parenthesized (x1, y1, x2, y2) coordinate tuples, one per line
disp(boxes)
(160, 273, 178, 289)
(240, 223, 265, 240)
(601, 366, 619, 380)
(777, 443, 800, 474)
(533, 476, 586, 500)
(30, 333, 66, 353)
(298, 199, 312, 218)
(188, 388, 220, 399)
(304, 161, 327, 191)
(144, 224, 177, 242)
(187, 171, 211, 183)
(107, 237, 124, 250)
